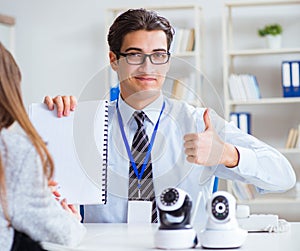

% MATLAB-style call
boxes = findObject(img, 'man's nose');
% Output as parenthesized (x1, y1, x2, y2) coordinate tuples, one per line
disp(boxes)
(138, 57, 153, 72)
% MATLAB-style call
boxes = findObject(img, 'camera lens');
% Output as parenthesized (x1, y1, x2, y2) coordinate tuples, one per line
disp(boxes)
(212, 195, 229, 220)
(161, 188, 179, 206)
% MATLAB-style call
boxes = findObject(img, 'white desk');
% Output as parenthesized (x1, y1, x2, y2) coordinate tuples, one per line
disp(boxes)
(42, 222, 300, 251)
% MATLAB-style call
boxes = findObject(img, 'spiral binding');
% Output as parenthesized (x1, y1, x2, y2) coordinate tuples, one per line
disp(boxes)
(102, 100, 109, 204)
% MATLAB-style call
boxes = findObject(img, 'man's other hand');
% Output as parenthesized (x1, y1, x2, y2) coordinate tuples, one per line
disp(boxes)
(43, 95, 77, 117)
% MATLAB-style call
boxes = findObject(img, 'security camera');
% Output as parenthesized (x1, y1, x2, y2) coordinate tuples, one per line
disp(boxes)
(154, 188, 198, 249)
(157, 187, 192, 228)
(206, 191, 236, 227)
(199, 191, 247, 249)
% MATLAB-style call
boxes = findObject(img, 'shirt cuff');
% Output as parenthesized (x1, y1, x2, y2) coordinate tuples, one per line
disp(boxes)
(232, 146, 258, 176)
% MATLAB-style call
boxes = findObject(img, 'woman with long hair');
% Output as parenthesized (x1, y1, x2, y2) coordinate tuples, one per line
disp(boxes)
(0, 42, 86, 250)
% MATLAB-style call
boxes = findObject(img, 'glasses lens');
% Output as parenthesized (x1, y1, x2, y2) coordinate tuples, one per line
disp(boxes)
(151, 53, 169, 64)
(126, 54, 143, 64)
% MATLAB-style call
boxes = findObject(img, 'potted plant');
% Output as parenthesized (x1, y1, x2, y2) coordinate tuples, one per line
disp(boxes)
(258, 24, 283, 49)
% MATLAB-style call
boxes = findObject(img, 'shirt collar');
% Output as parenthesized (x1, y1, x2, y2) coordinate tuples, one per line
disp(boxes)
(118, 93, 164, 126)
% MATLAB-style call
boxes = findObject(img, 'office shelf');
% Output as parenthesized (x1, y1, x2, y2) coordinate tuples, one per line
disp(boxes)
(222, 0, 300, 207)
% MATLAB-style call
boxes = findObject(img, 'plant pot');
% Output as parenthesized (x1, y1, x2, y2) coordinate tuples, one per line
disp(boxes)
(266, 34, 282, 49)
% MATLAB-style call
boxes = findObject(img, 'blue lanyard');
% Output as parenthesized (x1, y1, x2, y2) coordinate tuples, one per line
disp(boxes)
(116, 99, 165, 187)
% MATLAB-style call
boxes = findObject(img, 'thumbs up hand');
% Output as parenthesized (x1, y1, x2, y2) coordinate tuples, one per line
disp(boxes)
(183, 109, 239, 167)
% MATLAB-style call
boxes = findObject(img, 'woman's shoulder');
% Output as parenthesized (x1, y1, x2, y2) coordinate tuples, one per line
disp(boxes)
(0, 127, 40, 192)
(0, 127, 35, 158)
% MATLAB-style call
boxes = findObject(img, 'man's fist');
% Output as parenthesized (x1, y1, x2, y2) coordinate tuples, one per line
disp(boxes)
(184, 109, 239, 167)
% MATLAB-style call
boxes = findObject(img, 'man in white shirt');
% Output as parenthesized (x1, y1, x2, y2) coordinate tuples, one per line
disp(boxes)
(44, 8, 296, 227)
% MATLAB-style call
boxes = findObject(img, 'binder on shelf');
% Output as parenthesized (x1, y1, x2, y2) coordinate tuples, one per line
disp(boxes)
(282, 61, 300, 98)
(172, 27, 184, 54)
(297, 124, 300, 149)
(29, 100, 109, 205)
(179, 28, 190, 52)
(228, 74, 260, 101)
(171, 74, 196, 102)
(186, 28, 195, 52)
(285, 126, 300, 149)
(243, 75, 261, 100)
(230, 112, 251, 134)
(228, 74, 242, 100)
(292, 130, 298, 149)
(282, 61, 292, 97)
(171, 77, 186, 100)
(171, 27, 195, 54)
(285, 128, 295, 149)
(291, 61, 300, 96)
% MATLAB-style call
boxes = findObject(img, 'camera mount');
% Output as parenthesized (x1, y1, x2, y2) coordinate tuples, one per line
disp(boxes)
(199, 191, 248, 249)
(154, 188, 198, 249)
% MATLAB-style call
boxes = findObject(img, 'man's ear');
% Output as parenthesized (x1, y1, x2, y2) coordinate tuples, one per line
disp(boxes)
(109, 51, 118, 71)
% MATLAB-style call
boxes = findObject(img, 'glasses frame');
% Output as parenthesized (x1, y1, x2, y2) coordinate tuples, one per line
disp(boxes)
(118, 52, 171, 65)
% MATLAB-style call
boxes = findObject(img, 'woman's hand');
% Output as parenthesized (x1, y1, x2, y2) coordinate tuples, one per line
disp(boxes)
(48, 180, 61, 201)
(60, 199, 82, 222)
(48, 180, 82, 221)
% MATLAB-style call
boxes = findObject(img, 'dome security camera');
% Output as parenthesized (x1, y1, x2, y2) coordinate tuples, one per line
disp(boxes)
(199, 191, 248, 248)
(154, 187, 198, 249)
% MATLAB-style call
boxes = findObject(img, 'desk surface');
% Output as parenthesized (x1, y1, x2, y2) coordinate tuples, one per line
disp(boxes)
(42, 222, 300, 251)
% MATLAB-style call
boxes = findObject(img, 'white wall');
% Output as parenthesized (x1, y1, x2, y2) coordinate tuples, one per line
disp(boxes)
(0, 0, 104, 105)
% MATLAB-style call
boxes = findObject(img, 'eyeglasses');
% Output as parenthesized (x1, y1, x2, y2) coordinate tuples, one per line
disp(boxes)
(118, 52, 171, 65)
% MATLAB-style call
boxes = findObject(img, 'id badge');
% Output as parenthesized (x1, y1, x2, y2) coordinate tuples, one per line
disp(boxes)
(127, 200, 152, 224)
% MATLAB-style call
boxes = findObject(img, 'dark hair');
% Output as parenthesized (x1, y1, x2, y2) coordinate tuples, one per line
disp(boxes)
(107, 8, 174, 57)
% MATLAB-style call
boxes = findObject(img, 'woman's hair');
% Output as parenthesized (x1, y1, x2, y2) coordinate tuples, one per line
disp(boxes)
(107, 8, 174, 57)
(0, 42, 54, 223)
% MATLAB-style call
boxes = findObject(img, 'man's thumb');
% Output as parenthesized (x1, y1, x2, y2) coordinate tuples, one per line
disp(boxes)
(203, 108, 212, 130)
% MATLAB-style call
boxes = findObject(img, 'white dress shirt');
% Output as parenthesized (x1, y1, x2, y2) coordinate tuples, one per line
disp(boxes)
(84, 94, 296, 228)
